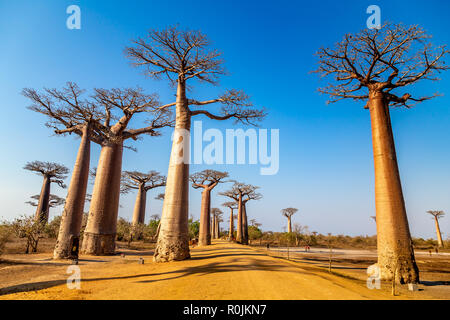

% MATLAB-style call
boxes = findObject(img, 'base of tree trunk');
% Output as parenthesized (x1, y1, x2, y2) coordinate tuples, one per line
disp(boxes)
(153, 235, 190, 262)
(80, 232, 116, 255)
(378, 250, 419, 284)
(53, 236, 79, 260)
(198, 235, 211, 247)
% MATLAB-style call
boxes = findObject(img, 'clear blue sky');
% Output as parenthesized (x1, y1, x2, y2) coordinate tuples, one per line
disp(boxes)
(0, 0, 449, 239)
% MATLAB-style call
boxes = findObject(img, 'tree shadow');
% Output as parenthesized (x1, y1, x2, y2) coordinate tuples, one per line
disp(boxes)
(0, 251, 314, 296)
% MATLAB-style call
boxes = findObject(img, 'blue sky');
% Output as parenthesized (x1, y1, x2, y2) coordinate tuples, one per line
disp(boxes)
(0, 0, 449, 239)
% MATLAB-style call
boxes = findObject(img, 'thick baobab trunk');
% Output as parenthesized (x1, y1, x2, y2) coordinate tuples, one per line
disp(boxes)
(54, 124, 91, 259)
(35, 175, 51, 223)
(211, 215, 216, 239)
(131, 185, 147, 240)
(287, 216, 292, 233)
(215, 218, 220, 239)
(132, 185, 147, 226)
(434, 217, 444, 248)
(154, 80, 191, 262)
(369, 91, 419, 283)
(198, 189, 211, 246)
(236, 195, 243, 243)
(228, 209, 234, 241)
(81, 140, 123, 255)
(242, 203, 249, 245)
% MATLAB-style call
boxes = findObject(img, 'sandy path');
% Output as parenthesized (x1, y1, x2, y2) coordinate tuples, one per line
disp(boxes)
(0, 241, 422, 300)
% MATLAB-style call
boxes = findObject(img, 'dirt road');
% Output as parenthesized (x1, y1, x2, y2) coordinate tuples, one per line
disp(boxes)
(0, 240, 433, 300)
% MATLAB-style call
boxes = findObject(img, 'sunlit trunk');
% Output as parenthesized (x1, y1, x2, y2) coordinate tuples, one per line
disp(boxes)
(215, 217, 220, 239)
(198, 188, 211, 246)
(287, 217, 292, 233)
(81, 140, 123, 255)
(131, 185, 147, 239)
(369, 91, 419, 283)
(35, 175, 51, 223)
(242, 202, 249, 245)
(54, 123, 91, 259)
(228, 208, 234, 241)
(132, 185, 147, 226)
(434, 217, 444, 248)
(236, 194, 243, 243)
(211, 215, 216, 239)
(154, 80, 191, 262)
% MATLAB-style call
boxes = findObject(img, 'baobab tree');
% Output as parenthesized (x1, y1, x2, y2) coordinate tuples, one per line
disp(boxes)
(26, 194, 65, 219)
(121, 170, 166, 238)
(30, 85, 173, 256)
(426, 210, 445, 248)
(190, 170, 228, 246)
(25, 83, 112, 259)
(24, 161, 68, 224)
(26, 194, 65, 208)
(223, 201, 238, 241)
(211, 208, 223, 239)
(281, 208, 298, 233)
(315, 23, 449, 283)
(220, 182, 261, 245)
(81, 88, 172, 255)
(126, 26, 265, 261)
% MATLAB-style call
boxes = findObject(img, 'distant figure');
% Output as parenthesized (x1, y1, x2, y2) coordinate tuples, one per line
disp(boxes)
(429, 250, 432, 257)
(435, 247, 439, 254)
(266, 243, 270, 250)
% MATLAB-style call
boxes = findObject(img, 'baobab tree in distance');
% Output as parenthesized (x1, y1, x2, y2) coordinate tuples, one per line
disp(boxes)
(81, 88, 172, 255)
(190, 170, 228, 246)
(211, 208, 223, 239)
(220, 182, 261, 245)
(127, 26, 265, 261)
(315, 23, 449, 283)
(26, 194, 65, 208)
(121, 170, 166, 237)
(281, 208, 298, 233)
(24, 83, 108, 259)
(223, 201, 238, 241)
(26, 194, 65, 220)
(426, 210, 445, 248)
(24, 161, 68, 224)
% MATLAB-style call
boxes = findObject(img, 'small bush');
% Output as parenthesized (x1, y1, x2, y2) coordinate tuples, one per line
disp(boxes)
(0, 223, 12, 255)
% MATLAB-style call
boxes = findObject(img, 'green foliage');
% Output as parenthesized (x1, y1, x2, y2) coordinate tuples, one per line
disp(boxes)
(248, 225, 263, 240)
(188, 218, 200, 240)
(116, 218, 132, 242)
(44, 215, 62, 238)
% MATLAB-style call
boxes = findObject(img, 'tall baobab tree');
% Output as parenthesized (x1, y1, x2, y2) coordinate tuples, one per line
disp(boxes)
(281, 208, 298, 233)
(211, 208, 223, 239)
(24, 161, 68, 224)
(24, 83, 107, 259)
(81, 88, 172, 255)
(121, 171, 166, 237)
(220, 182, 261, 245)
(190, 170, 228, 246)
(31, 85, 173, 256)
(126, 26, 265, 261)
(426, 210, 445, 248)
(223, 201, 238, 241)
(315, 23, 449, 283)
